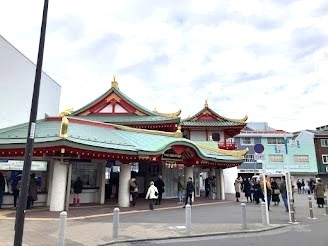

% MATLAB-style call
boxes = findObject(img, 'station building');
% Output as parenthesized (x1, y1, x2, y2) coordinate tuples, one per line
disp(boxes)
(0, 77, 248, 211)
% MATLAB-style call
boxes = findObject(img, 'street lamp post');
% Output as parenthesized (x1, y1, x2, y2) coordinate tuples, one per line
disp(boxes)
(14, 1, 49, 245)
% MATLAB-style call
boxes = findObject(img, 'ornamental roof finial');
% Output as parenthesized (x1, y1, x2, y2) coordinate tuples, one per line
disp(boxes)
(111, 75, 118, 88)
(204, 99, 208, 108)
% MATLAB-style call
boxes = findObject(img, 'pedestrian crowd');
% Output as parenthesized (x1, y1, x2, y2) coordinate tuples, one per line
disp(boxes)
(130, 174, 196, 210)
(234, 175, 327, 212)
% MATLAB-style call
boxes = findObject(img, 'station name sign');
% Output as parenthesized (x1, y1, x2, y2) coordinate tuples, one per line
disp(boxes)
(0, 160, 48, 171)
(162, 150, 182, 161)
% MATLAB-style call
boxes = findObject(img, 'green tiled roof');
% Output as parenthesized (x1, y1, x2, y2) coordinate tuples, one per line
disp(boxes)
(0, 117, 244, 163)
(0, 120, 61, 144)
(181, 120, 245, 127)
(73, 115, 180, 124)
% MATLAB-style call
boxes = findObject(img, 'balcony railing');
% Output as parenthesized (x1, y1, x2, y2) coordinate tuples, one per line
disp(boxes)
(218, 142, 237, 150)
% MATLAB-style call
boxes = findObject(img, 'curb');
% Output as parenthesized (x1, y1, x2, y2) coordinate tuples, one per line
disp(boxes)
(100, 224, 288, 245)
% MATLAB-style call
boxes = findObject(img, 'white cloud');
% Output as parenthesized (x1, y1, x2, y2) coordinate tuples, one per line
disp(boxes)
(1, 0, 328, 132)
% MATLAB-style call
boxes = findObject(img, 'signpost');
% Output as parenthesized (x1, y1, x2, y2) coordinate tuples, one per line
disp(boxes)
(254, 144, 264, 175)
(14, 1, 49, 245)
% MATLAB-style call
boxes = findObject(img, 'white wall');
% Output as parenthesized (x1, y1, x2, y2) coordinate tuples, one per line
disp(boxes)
(0, 35, 61, 128)
(223, 166, 238, 193)
(190, 130, 225, 141)
(190, 131, 207, 140)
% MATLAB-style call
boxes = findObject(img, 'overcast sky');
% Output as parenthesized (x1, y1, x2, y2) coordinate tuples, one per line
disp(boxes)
(1, 0, 327, 132)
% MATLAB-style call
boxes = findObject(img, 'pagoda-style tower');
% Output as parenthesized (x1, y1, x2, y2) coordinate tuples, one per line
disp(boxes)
(70, 76, 181, 132)
(181, 100, 248, 150)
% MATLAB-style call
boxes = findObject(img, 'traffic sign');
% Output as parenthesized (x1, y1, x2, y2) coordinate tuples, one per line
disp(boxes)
(254, 143, 264, 154)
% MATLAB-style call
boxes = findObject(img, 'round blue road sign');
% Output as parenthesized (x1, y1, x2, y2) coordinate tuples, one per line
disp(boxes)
(254, 143, 264, 154)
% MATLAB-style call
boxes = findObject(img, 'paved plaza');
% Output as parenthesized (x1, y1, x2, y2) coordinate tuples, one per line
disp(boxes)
(0, 193, 327, 245)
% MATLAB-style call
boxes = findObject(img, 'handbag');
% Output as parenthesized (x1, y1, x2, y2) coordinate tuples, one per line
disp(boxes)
(274, 189, 280, 195)
(155, 191, 158, 196)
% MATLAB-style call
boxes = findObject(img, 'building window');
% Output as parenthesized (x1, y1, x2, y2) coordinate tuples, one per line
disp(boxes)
(294, 155, 309, 163)
(241, 137, 254, 145)
(212, 132, 220, 141)
(322, 155, 328, 164)
(267, 137, 285, 145)
(321, 139, 328, 147)
(269, 154, 284, 162)
(244, 154, 255, 163)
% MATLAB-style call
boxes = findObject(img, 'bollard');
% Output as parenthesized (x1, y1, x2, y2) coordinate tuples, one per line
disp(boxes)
(58, 211, 67, 246)
(290, 200, 296, 223)
(325, 204, 328, 216)
(113, 207, 120, 240)
(325, 195, 327, 205)
(288, 198, 298, 224)
(241, 203, 247, 229)
(185, 204, 191, 234)
(260, 202, 268, 226)
(308, 196, 315, 219)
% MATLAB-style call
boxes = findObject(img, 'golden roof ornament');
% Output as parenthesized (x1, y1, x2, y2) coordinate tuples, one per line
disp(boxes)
(174, 125, 183, 138)
(59, 108, 73, 117)
(111, 75, 119, 88)
(204, 99, 208, 108)
(60, 116, 69, 139)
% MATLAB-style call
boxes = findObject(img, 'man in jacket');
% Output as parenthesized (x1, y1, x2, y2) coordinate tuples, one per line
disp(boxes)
(154, 175, 165, 205)
(279, 176, 289, 212)
(183, 177, 194, 208)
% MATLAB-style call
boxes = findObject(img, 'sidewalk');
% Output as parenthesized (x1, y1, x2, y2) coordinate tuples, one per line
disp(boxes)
(0, 193, 322, 246)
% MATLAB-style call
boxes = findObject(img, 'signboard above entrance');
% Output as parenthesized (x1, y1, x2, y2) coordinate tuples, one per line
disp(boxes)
(0, 160, 48, 171)
(162, 149, 182, 161)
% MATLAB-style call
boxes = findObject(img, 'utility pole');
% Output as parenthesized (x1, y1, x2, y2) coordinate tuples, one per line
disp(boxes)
(14, 0, 49, 245)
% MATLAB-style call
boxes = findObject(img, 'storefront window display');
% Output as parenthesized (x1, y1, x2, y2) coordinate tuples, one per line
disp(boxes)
(71, 162, 98, 188)
(0, 160, 48, 194)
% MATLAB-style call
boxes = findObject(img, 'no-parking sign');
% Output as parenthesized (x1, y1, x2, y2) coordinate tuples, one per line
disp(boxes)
(254, 143, 264, 154)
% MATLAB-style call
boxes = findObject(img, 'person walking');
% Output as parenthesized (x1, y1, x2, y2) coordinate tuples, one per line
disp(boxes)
(0, 172, 5, 209)
(11, 174, 21, 208)
(260, 176, 272, 211)
(301, 179, 306, 194)
(183, 177, 194, 208)
(154, 175, 165, 205)
(243, 178, 252, 202)
(129, 177, 138, 207)
(314, 178, 325, 208)
(271, 178, 280, 206)
(27, 173, 38, 209)
(145, 181, 158, 210)
(205, 177, 210, 199)
(296, 179, 302, 194)
(279, 176, 289, 212)
(177, 175, 184, 204)
(234, 176, 243, 202)
(72, 177, 83, 206)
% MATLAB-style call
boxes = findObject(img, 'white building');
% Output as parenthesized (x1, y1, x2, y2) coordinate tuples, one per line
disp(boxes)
(0, 35, 61, 128)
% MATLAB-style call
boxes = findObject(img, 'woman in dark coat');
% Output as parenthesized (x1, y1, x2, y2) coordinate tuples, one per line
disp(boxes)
(27, 173, 38, 209)
(315, 179, 325, 208)
(243, 178, 252, 202)
(73, 177, 83, 206)
(253, 180, 264, 204)
(271, 178, 280, 206)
